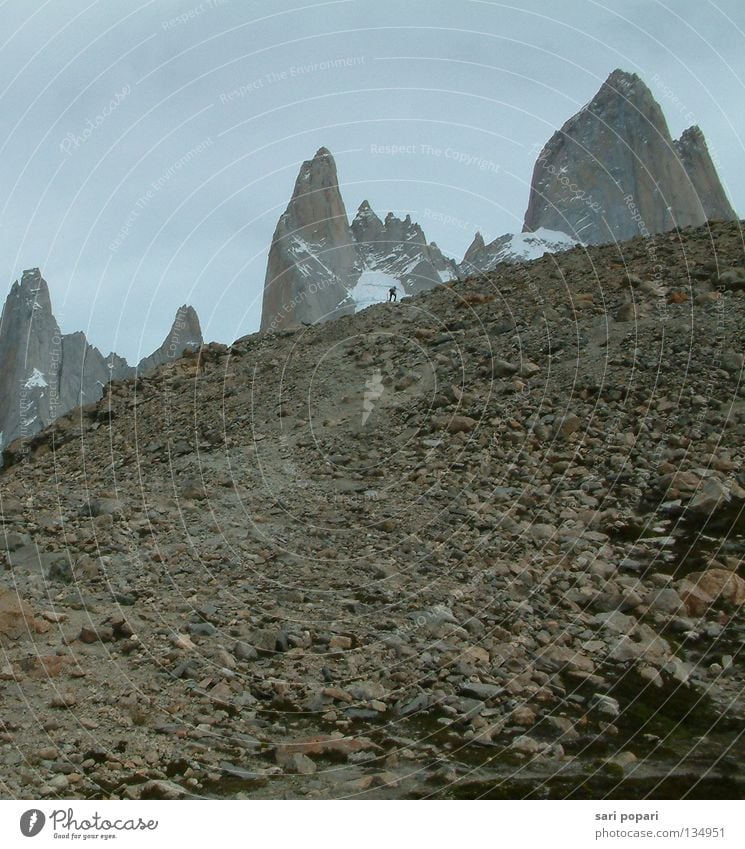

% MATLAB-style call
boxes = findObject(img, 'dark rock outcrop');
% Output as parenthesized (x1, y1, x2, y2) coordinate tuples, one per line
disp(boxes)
(459, 228, 579, 275)
(0, 269, 67, 447)
(522, 69, 735, 245)
(462, 232, 486, 267)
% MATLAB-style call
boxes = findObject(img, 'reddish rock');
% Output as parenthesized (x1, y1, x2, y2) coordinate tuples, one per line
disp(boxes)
(677, 569, 745, 616)
(0, 587, 37, 645)
(277, 733, 380, 759)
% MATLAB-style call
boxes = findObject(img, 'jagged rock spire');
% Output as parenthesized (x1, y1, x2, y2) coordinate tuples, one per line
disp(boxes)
(522, 69, 733, 244)
(260, 148, 357, 330)
(137, 305, 202, 373)
(0, 269, 205, 449)
(674, 125, 736, 221)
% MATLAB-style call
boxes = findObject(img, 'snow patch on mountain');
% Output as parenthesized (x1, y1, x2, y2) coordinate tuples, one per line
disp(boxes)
(24, 368, 48, 389)
(460, 227, 580, 274)
(349, 270, 401, 310)
(502, 228, 579, 261)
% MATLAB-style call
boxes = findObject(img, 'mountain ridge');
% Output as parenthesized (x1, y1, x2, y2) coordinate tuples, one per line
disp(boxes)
(0, 268, 202, 450)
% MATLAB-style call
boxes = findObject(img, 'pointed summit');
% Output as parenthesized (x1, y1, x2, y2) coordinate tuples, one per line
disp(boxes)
(137, 305, 203, 373)
(522, 69, 722, 244)
(351, 200, 384, 244)
(0, 270, 127, 448)
(261, 148, 357, 330)
(674, 126, 736, 221)
(0, 269, 61, 446)
(462, 232, 485, 265)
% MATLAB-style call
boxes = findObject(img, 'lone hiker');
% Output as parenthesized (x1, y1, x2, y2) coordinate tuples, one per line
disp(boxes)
(388, 286, 397, 303)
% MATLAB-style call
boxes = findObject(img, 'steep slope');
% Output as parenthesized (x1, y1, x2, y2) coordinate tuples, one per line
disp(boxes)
(522, 69, 733, 244)
(260, 148, 358, 330)
(674, 125, 737, 221)
(3, 220, 745, 800)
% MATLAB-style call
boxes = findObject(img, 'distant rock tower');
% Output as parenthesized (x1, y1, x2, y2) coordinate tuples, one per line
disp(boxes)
(522, 69, 736, 245)
(260, 148, 358, 331)
(0, 268, 203, 449)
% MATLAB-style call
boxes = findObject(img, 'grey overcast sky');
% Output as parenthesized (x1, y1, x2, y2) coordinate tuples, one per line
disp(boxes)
(2, 0, 744, 360)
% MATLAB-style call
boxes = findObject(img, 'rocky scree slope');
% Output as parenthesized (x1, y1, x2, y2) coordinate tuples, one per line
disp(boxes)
(3, 220, 745, 799)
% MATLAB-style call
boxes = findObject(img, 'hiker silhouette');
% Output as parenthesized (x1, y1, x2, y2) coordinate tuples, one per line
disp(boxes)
(388, 286, 397, 303)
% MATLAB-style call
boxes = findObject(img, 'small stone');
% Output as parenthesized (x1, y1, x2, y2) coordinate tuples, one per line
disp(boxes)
(275, 750, 317, 775)
(493, 359, 517, 377)
(50, 692, 77, 708)
(556, 414, 582, 438)
(87, 497, 124, 517)
(590, 693, 620, 719)
(519, 361, 540, 378)
(447, 415, 478, 434)
(616, 301, 640, 322)
(232, 641, 258, 662)
(510, 705, 536, 726)
(510, 735, 547, 755)
(460, 682, 502, 700)
(49, 774, 69, 792)
(607, 751, 637, 769)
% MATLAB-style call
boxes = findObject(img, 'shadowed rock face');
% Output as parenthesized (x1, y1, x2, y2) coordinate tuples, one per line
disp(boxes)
(260, 148, 358, 331)
(522, 70, 734, 245)
(0, 268, 202, 449)
(674, 126, 736, 221)
(462, 232, 486, 267)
